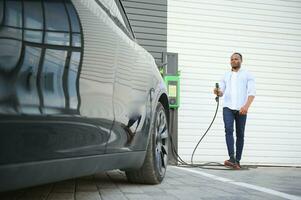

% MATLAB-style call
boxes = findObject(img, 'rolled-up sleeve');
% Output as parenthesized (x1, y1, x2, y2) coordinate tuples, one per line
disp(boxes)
(220, 74, 226, 93)
(247, 72, 256, 96)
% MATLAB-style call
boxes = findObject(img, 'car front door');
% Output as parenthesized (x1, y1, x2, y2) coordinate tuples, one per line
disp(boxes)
(103, 0, 155, 153)
(0, 0, 117, 165)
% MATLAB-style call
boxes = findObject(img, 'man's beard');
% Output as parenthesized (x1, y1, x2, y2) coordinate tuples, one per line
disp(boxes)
(232, 65, 240, 70)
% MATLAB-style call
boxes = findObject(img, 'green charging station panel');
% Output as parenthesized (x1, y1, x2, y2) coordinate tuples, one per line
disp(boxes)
(164, 75, 180, 109)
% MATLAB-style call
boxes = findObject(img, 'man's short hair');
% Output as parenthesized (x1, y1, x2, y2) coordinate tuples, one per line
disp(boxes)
(232, 52, 243, 61)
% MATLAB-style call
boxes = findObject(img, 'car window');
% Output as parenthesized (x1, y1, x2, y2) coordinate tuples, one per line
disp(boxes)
(0, 0, 22, 71)
(68, 52, 81, 110)
(24, 1, 43, 29)
(0, 39, 22, 71)
(24, 1, 43, 43)
(0, 0, 4, 25)
(5, 0, 22, 27)
(16, 46, 41, 108)
(66, 3, 81, 33)
(0, 0, 83, 113)
(41, 49, 67, 109)
(44, 0, 69, 32)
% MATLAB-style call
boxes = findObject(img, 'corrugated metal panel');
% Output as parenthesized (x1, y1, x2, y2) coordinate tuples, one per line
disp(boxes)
(168, 0, 301, 165)
(121, 0, 167, 63)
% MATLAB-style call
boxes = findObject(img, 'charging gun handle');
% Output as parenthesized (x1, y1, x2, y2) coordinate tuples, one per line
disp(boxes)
(215, 83, 219, 102)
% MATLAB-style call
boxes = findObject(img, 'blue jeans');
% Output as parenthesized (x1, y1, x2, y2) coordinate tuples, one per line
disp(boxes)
(223, 107, 247, 162)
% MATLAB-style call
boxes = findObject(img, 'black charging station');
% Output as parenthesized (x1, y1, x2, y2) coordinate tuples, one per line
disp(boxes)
(162, 52, 179, 165)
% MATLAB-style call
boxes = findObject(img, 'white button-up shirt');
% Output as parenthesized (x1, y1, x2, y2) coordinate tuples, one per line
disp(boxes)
(220, 69, 256, 110)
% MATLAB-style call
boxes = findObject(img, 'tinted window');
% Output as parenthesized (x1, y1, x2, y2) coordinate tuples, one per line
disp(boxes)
(0, 0, 82, 114)
(44, 0, 69, 32)
(68, 52, 80, 110)
(16, 47, 41, 114)
(0, 0, 3, 24)
(24, 1, 43, 29)
(24, 30, 43, 43)
(0, 27, 22, 40)
(45, 32, 69, 46)
(72, 34, 81, 47)
(5, 0, 22, 27)
(0, 39, 22, 71)
(42, 49, 67, 110)
(0, 0, 22, 72)
(66, 2, 80, 33)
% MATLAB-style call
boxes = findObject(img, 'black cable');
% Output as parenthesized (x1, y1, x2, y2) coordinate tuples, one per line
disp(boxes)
(168, 95, 223, 168)
(190, 96, 220, 165)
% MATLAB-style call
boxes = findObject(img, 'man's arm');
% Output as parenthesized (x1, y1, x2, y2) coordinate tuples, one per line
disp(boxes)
(240, 72, 256, 115)
(239, 96, 255, 115)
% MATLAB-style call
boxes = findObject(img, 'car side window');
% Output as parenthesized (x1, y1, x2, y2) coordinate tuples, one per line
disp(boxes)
(0, 0, 83, 113)
(24, 1, 43, 29)
(44, 0, 70, 45)
(5, 0, 22, 27)
(0, 0, 3, 24)
(24, 1, 43, 43)
(44, 0, 69, 31)
(0, 0, 22, 71)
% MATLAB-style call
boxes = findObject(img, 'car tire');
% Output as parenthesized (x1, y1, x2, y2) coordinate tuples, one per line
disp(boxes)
(125, 102, 169, 184)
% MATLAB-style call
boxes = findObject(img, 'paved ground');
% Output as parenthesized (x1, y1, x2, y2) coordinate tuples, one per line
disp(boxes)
(1, 165, 301, 200)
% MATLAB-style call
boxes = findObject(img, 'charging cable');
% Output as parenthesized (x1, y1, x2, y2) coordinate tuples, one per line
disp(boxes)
(168, 83, 223, 167)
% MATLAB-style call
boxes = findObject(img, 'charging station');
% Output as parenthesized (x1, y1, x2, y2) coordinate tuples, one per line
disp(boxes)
(161, 53, 220, 167)
(164, 74, 180, 109)
(162, 52, 180, 165)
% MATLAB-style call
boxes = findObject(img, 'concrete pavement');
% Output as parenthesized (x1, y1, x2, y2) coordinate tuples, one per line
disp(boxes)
(1, 165, 301, 200)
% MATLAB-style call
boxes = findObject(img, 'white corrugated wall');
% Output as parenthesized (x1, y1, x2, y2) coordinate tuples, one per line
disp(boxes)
(167, 0, 301, 166)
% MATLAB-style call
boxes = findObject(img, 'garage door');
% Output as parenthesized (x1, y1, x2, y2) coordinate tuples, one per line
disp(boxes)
(167, 0, 301, 165)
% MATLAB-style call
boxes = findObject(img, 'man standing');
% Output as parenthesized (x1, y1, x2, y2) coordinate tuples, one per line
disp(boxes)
(214, 53, 255, 169)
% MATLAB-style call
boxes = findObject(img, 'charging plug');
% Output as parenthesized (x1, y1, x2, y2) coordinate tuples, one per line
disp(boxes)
(215, 83, 219, 102)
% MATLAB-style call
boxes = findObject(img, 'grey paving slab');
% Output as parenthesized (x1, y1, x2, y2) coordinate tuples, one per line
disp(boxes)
(148, 195, 180, 200)
(1, 166, 301, 200)
(140, 185, 166, 195)
(52, 183, 75, 193)
(98, 188, 127, 200)
(77, 180, 98, 192)
(75, 192, 101, 200)
(116, 184, 144, 194)
(47, 192, 74, 200)
(124, 193, 153, 200)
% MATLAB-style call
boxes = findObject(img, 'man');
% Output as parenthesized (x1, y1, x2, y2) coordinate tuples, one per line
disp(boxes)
(214, 53, 255, 169)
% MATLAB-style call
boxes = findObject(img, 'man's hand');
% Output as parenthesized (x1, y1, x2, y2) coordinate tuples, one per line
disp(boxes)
(240, 96, 255, 115)
(213, 88, 223, 97)
(239, 105, 249, 115)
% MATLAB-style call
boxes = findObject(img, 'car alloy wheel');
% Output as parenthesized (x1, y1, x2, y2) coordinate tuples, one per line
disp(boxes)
(125, 102, 169, 184)
(154, 108, 168, 176)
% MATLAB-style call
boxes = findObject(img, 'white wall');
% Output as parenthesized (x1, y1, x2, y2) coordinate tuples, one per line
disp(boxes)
(167, 0, 301, 165)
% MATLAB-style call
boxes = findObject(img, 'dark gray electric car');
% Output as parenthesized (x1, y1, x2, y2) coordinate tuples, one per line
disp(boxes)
(0, 0, 169, 192)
